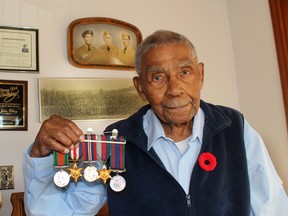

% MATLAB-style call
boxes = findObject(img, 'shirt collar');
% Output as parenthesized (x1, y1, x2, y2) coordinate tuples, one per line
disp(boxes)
(143, 108, 205, 151)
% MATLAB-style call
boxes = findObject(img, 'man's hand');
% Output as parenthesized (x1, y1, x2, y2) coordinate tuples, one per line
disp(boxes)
(30, 115, 84, 157)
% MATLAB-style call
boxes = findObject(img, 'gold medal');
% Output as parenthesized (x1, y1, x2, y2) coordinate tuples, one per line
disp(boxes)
(68, 163, 83, 182)
(98, 164, 112, 184)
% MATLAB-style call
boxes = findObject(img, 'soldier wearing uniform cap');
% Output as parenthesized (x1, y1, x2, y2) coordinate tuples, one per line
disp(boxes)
(97, 31, 119, 64)
(75, 29, 98, 63)
(118, 32, 136, 66)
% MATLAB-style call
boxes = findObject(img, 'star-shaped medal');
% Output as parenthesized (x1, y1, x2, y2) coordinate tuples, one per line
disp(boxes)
(99, 165, 112, 184)
(68, 163, 83, 182)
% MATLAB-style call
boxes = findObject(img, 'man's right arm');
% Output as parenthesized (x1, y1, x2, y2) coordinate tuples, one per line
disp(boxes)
(23, 115, 107, 215)
(23, 145, 107, 215)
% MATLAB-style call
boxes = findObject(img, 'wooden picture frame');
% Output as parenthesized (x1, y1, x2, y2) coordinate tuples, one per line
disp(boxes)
(0, 80, 28, 130)
(269, 0, 288, 128)
(38, 78, 146, 122)
(0, 26, 39, 72)
(67, 17, 142, 70)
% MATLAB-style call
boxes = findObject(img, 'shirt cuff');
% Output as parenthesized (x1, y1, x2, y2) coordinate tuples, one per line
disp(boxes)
(23, 145, 54, 180)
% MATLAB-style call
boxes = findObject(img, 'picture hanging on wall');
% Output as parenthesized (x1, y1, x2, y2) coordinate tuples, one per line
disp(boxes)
(0, 80, 28, 130)
(67, 17, 142, 70)
(0, 26, 39, 73)
(38, 78, 147, 122)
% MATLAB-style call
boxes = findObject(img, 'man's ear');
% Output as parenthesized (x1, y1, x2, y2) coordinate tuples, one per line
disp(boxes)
(133, 76, 147, 101)
(199, 62, 204, 88)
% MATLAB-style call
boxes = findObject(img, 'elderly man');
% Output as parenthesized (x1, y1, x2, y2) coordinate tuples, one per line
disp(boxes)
(24, 30, 288, 216)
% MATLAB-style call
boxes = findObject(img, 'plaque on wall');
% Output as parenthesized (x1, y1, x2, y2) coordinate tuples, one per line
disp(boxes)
(0, 80, 28, 130)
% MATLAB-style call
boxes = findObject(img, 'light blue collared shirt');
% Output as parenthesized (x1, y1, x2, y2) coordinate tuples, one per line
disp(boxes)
(143, 108, 288, 215)
(143, 107, 204, 194)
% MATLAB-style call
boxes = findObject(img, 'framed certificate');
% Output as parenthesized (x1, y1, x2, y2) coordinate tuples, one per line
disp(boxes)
(0, 80, 28, 130)
(0, 26, 39, 72)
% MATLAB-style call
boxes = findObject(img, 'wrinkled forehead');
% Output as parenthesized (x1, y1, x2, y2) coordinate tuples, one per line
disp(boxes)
(144, 42, 196, 60)
(143, 43, 195, 62)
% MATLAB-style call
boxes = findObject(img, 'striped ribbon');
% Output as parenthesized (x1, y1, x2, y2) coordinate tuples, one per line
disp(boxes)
(53, 151, 69, 167)
(69, 143, 82, 162)
(81, 134, 111, 162)
(110, 136, 125, 170)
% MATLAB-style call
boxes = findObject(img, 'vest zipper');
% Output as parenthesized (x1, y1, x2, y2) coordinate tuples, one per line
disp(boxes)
(186, 194, 191, 207)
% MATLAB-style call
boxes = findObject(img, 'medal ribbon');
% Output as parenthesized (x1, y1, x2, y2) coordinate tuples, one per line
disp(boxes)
(69, 144, 82, 161)
(100, 135, 111, 163)
(53, 151, 69, 167)
(110, 136, 126, 170)
(81, 134, 111, 163)
(82, 134, 98, 162)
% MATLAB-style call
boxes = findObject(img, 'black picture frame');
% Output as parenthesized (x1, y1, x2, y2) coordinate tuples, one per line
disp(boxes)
(0, 26, 39, 73)
(0, 80, 28, 130)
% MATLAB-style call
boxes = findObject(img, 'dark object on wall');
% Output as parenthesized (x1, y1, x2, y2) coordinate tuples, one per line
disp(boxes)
(269, 0, 288, 128)
(0, 80, 28, 130)
(67, 17, 142, 71)
(10, 192, 25, 216)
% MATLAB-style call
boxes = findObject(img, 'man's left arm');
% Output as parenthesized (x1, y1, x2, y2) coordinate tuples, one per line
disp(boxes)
(244, 119, 288, 215)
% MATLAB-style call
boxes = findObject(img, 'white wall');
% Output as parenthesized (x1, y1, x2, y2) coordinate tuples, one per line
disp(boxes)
(226, 0, 288, 193)
(0, 0, 287, 215)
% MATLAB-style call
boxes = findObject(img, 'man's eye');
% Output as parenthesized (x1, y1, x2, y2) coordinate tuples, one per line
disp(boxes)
(182, 69, 190, 75)
(152, 76, 162, 81)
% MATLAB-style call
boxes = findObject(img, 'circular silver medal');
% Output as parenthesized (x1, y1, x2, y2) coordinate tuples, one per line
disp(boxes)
(110, 175, 126, 192)
(83, 166, 99, 182)
(54, 170, 70, 187)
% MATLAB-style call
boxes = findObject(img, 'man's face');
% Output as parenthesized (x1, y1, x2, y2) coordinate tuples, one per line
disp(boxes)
(122, 36, 130, 48)
(103, 34, 112, 45)
(84, 34, 93, 45)
(134, 43, 204, 126)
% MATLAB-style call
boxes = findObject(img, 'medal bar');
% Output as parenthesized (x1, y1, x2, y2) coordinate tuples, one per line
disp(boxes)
(82, 139, 126, 144)
(52, 128, 126, 191)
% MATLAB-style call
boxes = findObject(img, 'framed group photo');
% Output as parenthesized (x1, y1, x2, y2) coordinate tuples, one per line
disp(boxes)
(67, 17, 142, 70)
(0, 26, 39, 72)
(0, 80, 28, 130)
(38, 78, 147, 122)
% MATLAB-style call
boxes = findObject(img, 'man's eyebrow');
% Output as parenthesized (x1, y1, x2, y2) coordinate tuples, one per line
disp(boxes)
(145, 65, 166, 73)
(177, 60, 194, 68)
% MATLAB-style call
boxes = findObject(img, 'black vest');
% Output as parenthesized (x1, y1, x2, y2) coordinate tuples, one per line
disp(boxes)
(106, 101, 250, 216)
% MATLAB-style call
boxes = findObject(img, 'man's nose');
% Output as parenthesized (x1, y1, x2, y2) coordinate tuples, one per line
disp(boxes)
(166, 76, 183, 96)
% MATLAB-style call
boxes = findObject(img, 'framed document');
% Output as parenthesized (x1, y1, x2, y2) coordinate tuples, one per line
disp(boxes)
(0, 80, 28, 130)
(0, 26, 39, 72)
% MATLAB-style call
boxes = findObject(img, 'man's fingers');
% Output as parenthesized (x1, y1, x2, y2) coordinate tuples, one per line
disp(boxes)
(31, 115, 84, 157)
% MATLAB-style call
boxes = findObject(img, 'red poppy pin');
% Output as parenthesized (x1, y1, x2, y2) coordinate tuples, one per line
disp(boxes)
(198, 152, 217, 171)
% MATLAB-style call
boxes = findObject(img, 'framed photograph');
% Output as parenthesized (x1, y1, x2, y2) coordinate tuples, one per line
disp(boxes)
(0, 80, 28, 130)
(67, 17, 142, 70)
(38, 78, 147, 122)
(0, 26, 39, 72)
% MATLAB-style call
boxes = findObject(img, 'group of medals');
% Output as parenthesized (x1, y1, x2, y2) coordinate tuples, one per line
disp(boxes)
(53, 129, 127, 192)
